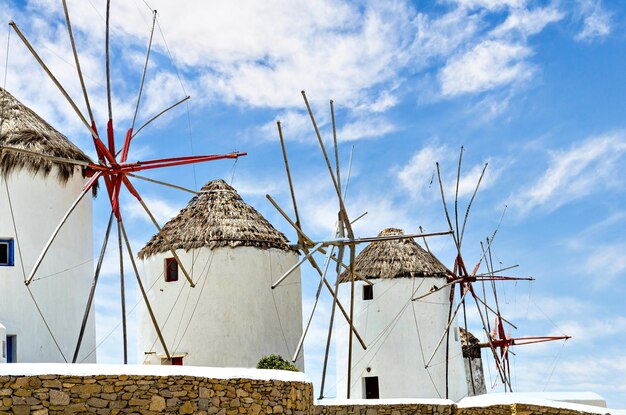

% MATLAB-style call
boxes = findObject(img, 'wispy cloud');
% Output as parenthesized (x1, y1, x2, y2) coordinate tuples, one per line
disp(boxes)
(575, 0, 612, 42)
(124, 195, 182, 224)
(440, 40, 533, 97)
(511, 132, 626, 216)
(452, 0, 526, 10)
(492, 6, 564, 37)
(398, 145, 499, 202)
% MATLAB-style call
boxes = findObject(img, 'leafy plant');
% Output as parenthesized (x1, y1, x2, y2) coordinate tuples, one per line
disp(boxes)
(256, 354, 299, 372)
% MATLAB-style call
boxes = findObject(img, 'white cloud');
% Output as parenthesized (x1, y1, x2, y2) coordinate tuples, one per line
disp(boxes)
(451, 0, 526, 10)
(2, 0, 572, 140)
(398, 145, 499, 204)
(440, 40, 533, 97)
(511, 133, 626, 215)
(336, 117, 397, 142)
(575, 0, 612, 42)
(124, 194, 182, 224)
(492, 6, 564, 37)
(556, 316, 626, 344)
(398, 145, 447, 198)
(582, 243, 626, 290)
(410, 8, 482, 68)
(258, 109, 325, 143)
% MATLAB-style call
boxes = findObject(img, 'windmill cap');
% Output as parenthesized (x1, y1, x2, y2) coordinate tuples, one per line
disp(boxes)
(338, 227, 448, 282)
(138, 179, 292, 258)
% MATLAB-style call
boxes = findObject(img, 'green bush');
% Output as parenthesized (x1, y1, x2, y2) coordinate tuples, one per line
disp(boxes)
(256, 354, 299, 372)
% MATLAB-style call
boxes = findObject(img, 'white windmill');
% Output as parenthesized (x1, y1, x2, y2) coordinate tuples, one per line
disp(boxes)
(0, 87, 96, 363)
(136, 179, 304, 368)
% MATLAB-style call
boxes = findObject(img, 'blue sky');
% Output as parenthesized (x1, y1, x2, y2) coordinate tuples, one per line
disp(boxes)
(2, 0, 625, 408)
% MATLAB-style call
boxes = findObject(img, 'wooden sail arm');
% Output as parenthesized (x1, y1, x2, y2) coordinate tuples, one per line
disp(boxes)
(507, 335, 571, 346)
(312, 230, 454, 247)
(479, 335, 570, 351)
(447, 274, 534, 284)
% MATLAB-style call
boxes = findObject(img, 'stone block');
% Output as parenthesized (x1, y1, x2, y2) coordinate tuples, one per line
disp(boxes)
(49, 389, 70, 406)
(179, 401, 195, 414)
(87, 397, 110, 408)
(149, 396, 166, 412)
(73, 383, 102, 394)
(129, 398, 151, 406)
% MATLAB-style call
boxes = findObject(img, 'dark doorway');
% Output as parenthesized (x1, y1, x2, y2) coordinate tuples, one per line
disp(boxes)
(6, 335, 16, 363)
(364, 376, 379, 399)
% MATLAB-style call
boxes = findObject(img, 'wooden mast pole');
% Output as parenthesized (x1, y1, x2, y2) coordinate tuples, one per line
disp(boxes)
(119, 219, 171, 360)
(72, 212, 114, 363)
(301, 91, 358, 398)
(118, 222, 128, 364)
(320, 100, 344, 399)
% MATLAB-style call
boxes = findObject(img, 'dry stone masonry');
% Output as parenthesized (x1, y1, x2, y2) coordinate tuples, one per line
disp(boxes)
(0, 365, 313, 415)
(315, 402, 454, 415)
(0, 365, 615, 415)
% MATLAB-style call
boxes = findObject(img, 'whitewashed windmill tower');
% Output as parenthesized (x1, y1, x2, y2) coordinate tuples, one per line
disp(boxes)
(0, 87, 96, 363)
(137, 179, 304, 368)
(335, 228, 468, 400)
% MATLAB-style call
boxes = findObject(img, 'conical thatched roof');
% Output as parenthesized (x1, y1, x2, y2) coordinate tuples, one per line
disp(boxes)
(0, 87, 93, 186)
(460, 328, 482, 359)
(338, 228, 449, 283)
(138, 179, 291, 258)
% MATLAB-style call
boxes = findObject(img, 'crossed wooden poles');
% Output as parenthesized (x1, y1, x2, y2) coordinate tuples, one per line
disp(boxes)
(4, 1, 246, 363)
(412, 149, 569, 395)
(267, 92, 453, 399)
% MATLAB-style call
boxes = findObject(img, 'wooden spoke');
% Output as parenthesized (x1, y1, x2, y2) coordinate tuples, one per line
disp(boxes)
(119, 218, 170, 360)
(72, 212, 114, 363)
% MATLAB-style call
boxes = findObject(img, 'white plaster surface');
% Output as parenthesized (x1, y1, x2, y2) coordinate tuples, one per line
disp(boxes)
(459, 392, 626, 414)
(335, 278, 468, 401)
(0, 168, 95, 363)
(0, 363, 311, 383)
(138, 246, 303, 370)
(316, 398, 454, 406)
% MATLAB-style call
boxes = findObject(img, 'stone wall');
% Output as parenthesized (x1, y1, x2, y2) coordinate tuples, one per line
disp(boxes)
(456, 403, 609, 415)
(315, 402, 454, 415)
(316, 402, 611, 415)
(0, 365, 614, 415)
(512, 403, 608, 415)
(0, 365, 313, 415)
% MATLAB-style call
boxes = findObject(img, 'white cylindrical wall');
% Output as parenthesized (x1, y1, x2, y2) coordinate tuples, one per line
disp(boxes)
(0, 167, 95, 363)
(138, 246, 303, 369)
(335, 278, 468, 401)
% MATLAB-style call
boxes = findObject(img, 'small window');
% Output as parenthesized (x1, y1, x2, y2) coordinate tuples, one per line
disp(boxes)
(364, 376, 379, 399)
(363, 284, 373, 300)
(165, 257, 178, 282)
(0, 239, 14, 267)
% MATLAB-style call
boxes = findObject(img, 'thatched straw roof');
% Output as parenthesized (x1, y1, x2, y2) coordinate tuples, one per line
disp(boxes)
(138, 179, 291, 258)
(0, 87, 93, 188)
(338, 228, 449, 283)
(460, 328, 482, 359)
